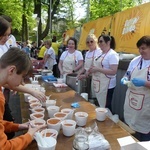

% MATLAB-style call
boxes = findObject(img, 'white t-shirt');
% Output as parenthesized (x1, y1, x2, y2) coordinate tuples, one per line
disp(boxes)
(85, 48, 102, 59)
(126, 55, 150, 80)
(0, 34, 17, 57)
(127, 55, 150, 71)
(60, 50, 83, 64)
(100, 49, 119, 89)
(45, 47, 57, 67)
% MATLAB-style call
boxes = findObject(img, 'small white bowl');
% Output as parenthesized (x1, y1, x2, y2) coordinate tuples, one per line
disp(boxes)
(47, 106, 60, 118)
(46, 100, 56, 108)
(30, 118, 46, 127)
(30, 102, 42, 109)
(47, 118, 61, 133)
(61, 108, 74, 119)
(54, 112, 68, 120)
(30, 107, 45, 114)
(29, 99, 39, 104)
(61, 119, 76, 137)
(37, 137, 57, 150)
(41, 128, 58, 139)
(30, 112, 44, 120)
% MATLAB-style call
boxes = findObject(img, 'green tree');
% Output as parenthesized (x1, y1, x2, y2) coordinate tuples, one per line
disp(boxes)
(90, 0, 137, 21)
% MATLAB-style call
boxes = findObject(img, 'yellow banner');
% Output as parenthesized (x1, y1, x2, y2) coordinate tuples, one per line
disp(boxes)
(63, 29, 75, 45)
(78, 16, 112, 50)
(111, 2, 150, 54)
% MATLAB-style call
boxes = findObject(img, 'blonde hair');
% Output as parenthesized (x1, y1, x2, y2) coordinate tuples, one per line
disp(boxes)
(86, 34, 99, 49)
(45, 40, 52, 47)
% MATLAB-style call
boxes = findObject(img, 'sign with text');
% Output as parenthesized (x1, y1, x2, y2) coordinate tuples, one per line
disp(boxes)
(111, 2, 150, 54)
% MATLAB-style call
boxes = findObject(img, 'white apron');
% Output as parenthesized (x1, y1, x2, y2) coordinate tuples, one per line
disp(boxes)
(92, 53, 110, 107)
(124, 64, 150, 134)
(62, 52, 76, 74)
(47, 57, 54, 70)
(61, 52, 76, 82)
(84, 50, 95, 71)
(84, 50, 96, 98)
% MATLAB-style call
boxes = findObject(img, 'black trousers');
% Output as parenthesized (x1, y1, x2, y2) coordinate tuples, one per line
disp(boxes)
(106, 87, 115, 112)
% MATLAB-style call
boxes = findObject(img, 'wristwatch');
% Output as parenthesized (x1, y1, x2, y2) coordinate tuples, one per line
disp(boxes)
(73, 70, 75, 73)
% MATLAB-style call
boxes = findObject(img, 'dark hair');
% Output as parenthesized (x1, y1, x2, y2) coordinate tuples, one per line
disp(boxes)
(1, 15, 12, 23)
(67, 37, 77, 49)
(0, 17, 10, 37)
(98, 35, 116, 49)
(52, 36, 57, 42)
(0, 47, 31, 74)
(136, 36, 150, 48)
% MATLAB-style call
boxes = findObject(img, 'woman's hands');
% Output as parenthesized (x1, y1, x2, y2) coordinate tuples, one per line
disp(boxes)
(131, 78, 146, 87)
(88, 66, 99, 73)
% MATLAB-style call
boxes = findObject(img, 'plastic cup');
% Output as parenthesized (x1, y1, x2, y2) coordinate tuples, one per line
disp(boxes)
(37, 137, 57, 150)
(30, 107, 45, 114)
(29, 102, 42, 109)
(47, 106, 60, 118)
(95, 107, 108, 121)
(61, 119, 76, 137)
(30, 112, 44, 120)
(54, 112, 68, 121)
(75, 112, 88, 126)
(47, 118, 61, 133)
(30, 118, 46, 127)
(61, 108, 74, 119)
(46, 100, 56, 108)
(41, 128, 58, 139)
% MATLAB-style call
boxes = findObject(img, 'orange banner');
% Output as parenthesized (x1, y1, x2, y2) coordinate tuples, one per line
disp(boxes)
(111, 2, 150, 54)
(63, 29, 75, 45)
(78, 16, 112, 50)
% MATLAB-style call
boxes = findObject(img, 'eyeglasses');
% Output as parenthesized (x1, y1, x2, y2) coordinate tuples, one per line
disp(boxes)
(98, 40, 104, 44)
(86, 40, 94, 44)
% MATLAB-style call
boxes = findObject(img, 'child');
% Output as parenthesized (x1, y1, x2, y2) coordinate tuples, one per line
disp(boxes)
(0, 47, 46, 149)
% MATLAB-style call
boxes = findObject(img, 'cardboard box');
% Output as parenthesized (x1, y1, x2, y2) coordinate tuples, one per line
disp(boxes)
(117, 136, 150, 150)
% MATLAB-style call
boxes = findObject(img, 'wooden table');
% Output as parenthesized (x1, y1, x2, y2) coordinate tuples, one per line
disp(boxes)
(20, 81, 135, 150)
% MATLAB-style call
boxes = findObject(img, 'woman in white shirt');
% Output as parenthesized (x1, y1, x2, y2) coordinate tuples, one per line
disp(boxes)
(89, 35, 119, 111)
(121, 35, 150, 141)
(43, 40, 57, 71)
(77, 34, 102, 78)
(58, 37, 83, 76)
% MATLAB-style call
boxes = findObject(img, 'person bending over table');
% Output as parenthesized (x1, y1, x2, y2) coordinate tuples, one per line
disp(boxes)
(0, 47, 46, 149)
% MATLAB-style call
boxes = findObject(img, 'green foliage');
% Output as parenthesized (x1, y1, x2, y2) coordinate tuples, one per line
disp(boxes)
(0, 0, 23, 30)
(0, 0, 143, 42)
(90, 0, 136, 21)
